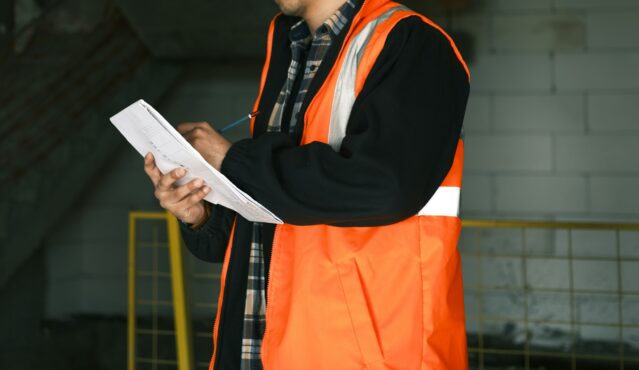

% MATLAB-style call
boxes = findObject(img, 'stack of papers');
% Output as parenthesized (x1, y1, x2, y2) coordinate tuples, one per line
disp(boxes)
(110, 99, 282, 224)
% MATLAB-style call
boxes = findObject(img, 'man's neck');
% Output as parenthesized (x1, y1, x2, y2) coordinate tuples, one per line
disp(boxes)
(302, 0, 349, 33)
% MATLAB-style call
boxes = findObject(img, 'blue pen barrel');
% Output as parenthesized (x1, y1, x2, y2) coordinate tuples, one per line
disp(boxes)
(218, 111, 260, 133)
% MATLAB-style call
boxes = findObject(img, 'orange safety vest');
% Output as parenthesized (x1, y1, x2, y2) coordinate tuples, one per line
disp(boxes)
(212, 1, 470, 369)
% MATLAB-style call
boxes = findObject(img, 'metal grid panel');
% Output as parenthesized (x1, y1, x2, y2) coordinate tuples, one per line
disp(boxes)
(128, 213, 639, 369)
(462, 220, 639, 370)
(128, 212, 221, 370)
(128, 212, 194, 370)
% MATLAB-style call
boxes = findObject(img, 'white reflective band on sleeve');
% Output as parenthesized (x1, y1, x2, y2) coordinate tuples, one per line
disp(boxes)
(328, 5, 407, 150)
(417, 186, 461, 217)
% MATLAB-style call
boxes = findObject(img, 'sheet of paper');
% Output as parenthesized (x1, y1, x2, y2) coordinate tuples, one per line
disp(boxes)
(110, 99, 283, 224)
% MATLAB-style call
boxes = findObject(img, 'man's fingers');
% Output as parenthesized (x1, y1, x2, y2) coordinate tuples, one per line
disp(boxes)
(144, 153, 162, 186)
(177, 121, 210, 134)
(180, 125, 214, 145)
(174, 178, 205, 200)
(181, 130, 197, 143)
(145, 151, 209, 216)
(175, 186, 211, 209)
(157, 167, 186, 191)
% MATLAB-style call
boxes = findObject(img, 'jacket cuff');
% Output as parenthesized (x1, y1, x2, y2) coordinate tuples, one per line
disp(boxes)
(220, 138, 253, 193)
(179, 205, 218, 237)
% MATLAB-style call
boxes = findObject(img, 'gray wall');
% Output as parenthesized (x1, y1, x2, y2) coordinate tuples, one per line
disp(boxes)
(459, 0, 639, 222)
(456, 0, 639, 356)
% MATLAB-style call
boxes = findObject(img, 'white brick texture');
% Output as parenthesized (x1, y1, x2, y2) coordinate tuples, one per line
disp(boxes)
(573, 260, 618, 291)
(464, 134, 553, 171)
(463, 94, 492, 132)
(460, 174, 493, 213)
(470, 54, 552, 92)
(492, 14, 586, 51)
(622, 261, 639, 292)
(555, 52, 639, 90)
(555, 0, 639, 10)
(620, 232, 639, 258)
(555, 135, 639, 172)
(488, 0, 553, 11)
(494, 94, 585, 132)
(588, 12, 639, 49)
(527, 258, 571, 289)
(588, 94, 639, 132)
(495, 175, 587, 213)
(590, 176, 639, 214)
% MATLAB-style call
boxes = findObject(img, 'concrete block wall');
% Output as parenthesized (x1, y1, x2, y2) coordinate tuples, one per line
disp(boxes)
(459, 0, 639, 222)
(456, 0, 639, 357)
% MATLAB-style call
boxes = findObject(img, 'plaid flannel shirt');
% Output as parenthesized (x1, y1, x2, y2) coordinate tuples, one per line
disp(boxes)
(240, 1, 357, 369)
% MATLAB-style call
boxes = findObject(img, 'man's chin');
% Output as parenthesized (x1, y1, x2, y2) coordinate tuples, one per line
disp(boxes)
(274, 0, 304, 17)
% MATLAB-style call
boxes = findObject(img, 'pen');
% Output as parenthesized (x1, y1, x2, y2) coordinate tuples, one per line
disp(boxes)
(218, 111, 261, 133)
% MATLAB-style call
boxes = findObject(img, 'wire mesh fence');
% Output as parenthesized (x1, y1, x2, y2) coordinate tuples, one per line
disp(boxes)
(127, 212, 639, 370)
(462, 220, 639, 370)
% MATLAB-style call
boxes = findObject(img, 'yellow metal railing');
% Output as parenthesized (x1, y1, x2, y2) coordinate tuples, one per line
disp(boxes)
(128, 211, 194, 370)
(128, 213, 639, 370)
(461, 219, 639, 370)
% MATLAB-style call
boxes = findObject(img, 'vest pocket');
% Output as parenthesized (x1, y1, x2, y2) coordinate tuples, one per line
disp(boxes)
(336, 258, 385, 366)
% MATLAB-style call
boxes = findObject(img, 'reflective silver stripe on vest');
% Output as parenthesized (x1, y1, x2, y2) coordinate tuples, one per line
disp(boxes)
(328, 7, 461, 218)
(417, 186, 460, 217)
(328, 5, 407, 150)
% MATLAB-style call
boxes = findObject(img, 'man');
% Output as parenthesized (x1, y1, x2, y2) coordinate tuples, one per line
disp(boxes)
(144, 0, 470, 368)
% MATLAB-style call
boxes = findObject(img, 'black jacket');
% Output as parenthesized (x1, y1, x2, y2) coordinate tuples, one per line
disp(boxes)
(180, 7, 469, 369)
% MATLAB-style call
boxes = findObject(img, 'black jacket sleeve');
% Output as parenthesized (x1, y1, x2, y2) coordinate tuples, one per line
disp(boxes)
(179, 204, 236, 263)
(220, 17, 469, 227)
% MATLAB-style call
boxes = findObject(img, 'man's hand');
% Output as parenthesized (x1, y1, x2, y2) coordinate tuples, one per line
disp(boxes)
(144, 153, 210, 225)
(177, 121, 231, 171)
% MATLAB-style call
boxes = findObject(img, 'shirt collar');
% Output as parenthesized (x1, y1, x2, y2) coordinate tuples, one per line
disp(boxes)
(288, 0, 358, 45)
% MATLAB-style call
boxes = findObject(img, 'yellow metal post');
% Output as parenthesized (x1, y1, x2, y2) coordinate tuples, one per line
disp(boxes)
(127, 213, 137, 370)
(128, 211, 172, 370)
(166, 213, 195, 370)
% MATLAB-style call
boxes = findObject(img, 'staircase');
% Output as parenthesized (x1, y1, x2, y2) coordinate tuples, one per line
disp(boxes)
(0, 1, 182, 289)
